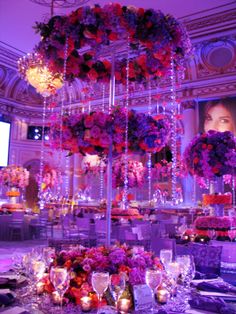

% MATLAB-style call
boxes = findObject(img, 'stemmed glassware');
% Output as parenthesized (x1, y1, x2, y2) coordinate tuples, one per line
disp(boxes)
(50, 266, 70, 313)
(109, 273, 126, 312)
(91, 271, 109, 312)
(12, 254, 23, 280)
(145, 268, 162, 312)
(160, 249, 173, 266)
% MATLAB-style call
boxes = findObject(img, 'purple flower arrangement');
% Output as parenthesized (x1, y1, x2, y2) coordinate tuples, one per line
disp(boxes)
(43, 244, 163, 305)
(34, 3, 192, 85)
(183, 131, 236, 180)
(0, 165, 29, 189)
(49, 108, 170, 156)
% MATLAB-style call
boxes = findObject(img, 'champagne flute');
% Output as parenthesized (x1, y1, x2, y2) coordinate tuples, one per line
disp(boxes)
(145, 268, 162, 312)
(50, 266, 70, 313)
(91, 271, 109, 311)
(109, 273, 126, 312)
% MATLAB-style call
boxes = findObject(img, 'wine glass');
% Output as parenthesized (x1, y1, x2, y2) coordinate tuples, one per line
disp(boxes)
(160, 249, 173, 266)
(91, 271, 109, 311)
(109, 273, 126, 312)
(50, 267, 70, 313)
(12, 254, 23, 280)
(145, 268, 162, 312)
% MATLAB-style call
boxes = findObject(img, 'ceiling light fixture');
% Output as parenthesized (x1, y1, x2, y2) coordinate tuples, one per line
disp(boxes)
(18, 52, 63, 97)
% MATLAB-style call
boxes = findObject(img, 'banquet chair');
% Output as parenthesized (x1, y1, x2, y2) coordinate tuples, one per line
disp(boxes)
(123, 230, 138, 246)
(186, 243, 223, 275)
(150, 238, 176, 259)
(61, 214, 79, 239)
(75, 217, 91, 246)
(8, 212, 25, 241)
(30, 211, 54, 239)
(94, 220, 107, 245)
(135, 224, 151, 250)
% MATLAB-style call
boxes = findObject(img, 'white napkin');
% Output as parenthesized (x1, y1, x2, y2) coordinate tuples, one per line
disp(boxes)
(0, 289, 11, 294)
(0, 306, 29, 314)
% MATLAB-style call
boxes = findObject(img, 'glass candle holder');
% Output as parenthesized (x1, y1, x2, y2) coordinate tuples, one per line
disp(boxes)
(118, 298, 131, 313)
(80, 296, 92, 312)
(157, 288, 170, 304)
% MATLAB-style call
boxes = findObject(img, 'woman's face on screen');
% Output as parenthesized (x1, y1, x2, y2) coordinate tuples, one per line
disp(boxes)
(204, 104, 234, 133)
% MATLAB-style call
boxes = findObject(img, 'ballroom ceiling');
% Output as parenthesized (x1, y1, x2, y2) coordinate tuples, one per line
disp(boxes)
(0, 0, 234, 54)
(0, 0, 236, 120)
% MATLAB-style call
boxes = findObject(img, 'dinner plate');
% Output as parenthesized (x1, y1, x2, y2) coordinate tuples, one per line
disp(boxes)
(0, 275, 26, 285)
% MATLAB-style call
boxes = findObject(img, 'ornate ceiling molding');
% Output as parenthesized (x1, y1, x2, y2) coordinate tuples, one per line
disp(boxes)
(184, 8, 236, 38)
(0, 7, 236, 119)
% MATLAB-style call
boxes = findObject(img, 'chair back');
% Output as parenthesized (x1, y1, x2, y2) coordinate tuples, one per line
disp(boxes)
(76, 218, 90, 232)
(187, 243, 222, 275)
(150, 237, 176, 258)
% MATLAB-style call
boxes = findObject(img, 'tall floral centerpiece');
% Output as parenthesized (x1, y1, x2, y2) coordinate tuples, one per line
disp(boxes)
(0, 165, 29, 204)
(184, 131, 236, 216)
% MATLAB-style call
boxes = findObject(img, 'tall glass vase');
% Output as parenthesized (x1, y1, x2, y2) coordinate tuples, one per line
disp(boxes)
(6, 187, 20, 204)
(209, 176, 224, 217)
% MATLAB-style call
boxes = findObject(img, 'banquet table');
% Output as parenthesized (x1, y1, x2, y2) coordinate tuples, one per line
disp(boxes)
(1, 272, 236, 314)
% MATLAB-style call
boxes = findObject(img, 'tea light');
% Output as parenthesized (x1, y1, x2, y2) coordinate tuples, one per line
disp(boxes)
(118, 298, 131, 313)
(52, 291, 61, 304)
(80, 296, 92, 312)
(36, 281, 44, 294)
(157, 289, 169, 304)
(182, 235, 189, 241)
(199, 237, 205, 243)
(189, 234, 195, 242)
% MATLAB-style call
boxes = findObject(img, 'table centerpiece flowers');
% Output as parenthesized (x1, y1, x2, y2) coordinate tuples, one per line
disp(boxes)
(41, 244, 163, 308)
(0, 165, 29, 189)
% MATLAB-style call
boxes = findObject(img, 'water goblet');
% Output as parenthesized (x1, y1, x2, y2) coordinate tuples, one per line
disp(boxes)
(145, 268, 162, 312)
(31, 260, 46, 282)
(12, 254, 23, 280)
(160, 249, 173, 266)
(50, 266, 70, 313)
(109, 273, 126, 312)
(91, 271, 109, 311)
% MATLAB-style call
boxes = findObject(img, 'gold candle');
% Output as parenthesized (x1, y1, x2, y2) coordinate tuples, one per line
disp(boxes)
(118, 298, 131, 313)
(157, 289, 169, 304)
(80, 296, 92, 312)
(36, 281, 44, 294)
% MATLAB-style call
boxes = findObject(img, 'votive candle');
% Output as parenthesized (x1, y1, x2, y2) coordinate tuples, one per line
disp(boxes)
(80, 296, 92, 312)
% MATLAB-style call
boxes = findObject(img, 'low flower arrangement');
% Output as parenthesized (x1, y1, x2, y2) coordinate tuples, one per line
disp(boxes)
(50, 107, 170, 156)
(194, 216, 236, 241)
(112, 157, 145, 188)
(183, 131, 236, 180)
(0, 165, 29, 189)
(42, 244, 162, 307)
(202, 193, 232, 206)
(35, 3, 191, 85)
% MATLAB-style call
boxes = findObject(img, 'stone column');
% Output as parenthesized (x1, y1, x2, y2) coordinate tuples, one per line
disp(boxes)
(181, 101, 197, 205)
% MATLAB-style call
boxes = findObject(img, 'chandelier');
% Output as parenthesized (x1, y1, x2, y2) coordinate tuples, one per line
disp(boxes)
(18, 52, 63, 97)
